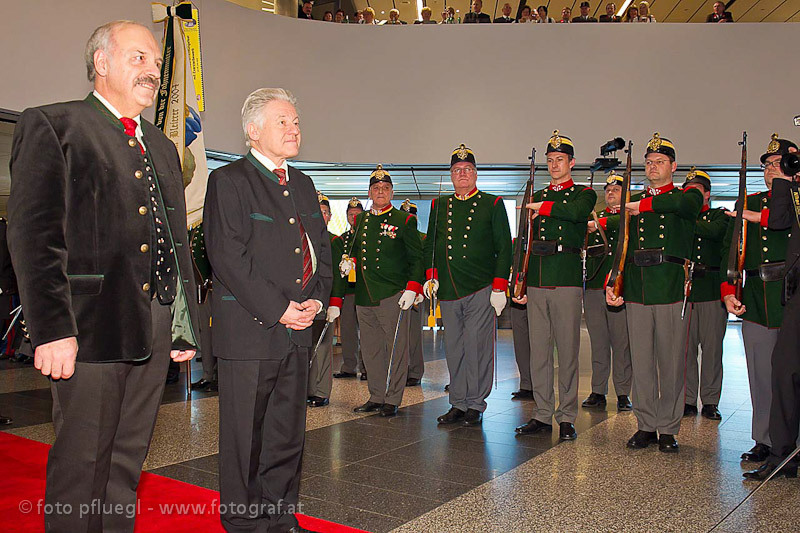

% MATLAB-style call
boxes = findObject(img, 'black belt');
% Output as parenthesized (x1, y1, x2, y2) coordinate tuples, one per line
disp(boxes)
(627, 249, 687, 268)
(746, 261, 786, 282)
(529, 241, 582, 256)
(691, 263, 720, 279)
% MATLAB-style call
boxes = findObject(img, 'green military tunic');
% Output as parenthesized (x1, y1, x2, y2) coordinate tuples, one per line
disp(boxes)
(586, 208, 619, 290)
(343, 206, 423, 306)
(528, 180, 597, 288)
(720, 190, 789, 328)
(689, 207, 729, 303)
(423, 189, 512, 301)
(605, 185, 703, 305)
(329, 231, 346, 300)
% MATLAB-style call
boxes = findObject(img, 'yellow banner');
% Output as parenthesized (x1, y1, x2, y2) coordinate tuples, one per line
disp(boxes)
(182, 6, 205, 112)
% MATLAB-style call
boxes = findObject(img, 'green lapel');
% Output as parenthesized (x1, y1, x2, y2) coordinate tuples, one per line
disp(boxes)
(245, 152, 281, 185)
(85, 93, 125, 132)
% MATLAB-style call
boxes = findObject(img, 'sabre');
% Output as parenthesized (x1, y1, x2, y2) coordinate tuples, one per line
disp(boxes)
(309, 320, 331, 369)
(681, 260, 695, 319)
(386, 308, 405, 397)
(493, 314, 498, 390)
(3, 305, 22, 341)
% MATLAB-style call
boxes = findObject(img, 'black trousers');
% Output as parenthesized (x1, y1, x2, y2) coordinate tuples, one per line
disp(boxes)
(217, 347, 308, 533)
(45, 298, 171, 532)
(768, 293, 800, 465)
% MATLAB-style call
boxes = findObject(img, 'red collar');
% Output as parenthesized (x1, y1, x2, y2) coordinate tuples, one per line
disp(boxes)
(454, 187, 479, 201)
(700, 204, 710, 212)
(646, 183, 675, 196)
(604, 207, 619, 214)
(371, 204, 392, 216)
(549, 179, 574, 192)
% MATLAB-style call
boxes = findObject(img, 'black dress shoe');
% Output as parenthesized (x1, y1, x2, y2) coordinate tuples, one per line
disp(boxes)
(406, 377, 421, 387)
(0, 414, 12, 425)
(617, 395, 633, 411)
(463, 409, 483, 426)
(515, 419, 552, 435)
(581, 393, 607, 409)
(626, 430, 658, 449)
(380, 404, 398, 417)
(360, 373, 368, 381)
(701, 404, 722, 420)
(190, 378, 217, 391)
(511, 389, 533, 400)
(559, 422, 577, 440)
(741, 443, 771, 462)
(333, 371, 357, 379)
(354, 401, 382, 413)
(683, 404, 698, 417)
(307, 396, 330, 408)
(658, 434, 679, 453)
(437, 407, 465, 424)
(743, 461, 798, 480)
(444, 384, 450, 392)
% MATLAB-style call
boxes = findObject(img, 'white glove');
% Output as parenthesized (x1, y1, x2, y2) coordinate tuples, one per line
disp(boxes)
(326, 306, 340, 323)
(490, 290, 507, 317)
(423, 279, 439, 299)
(398, 290, 416, 310)
(339, 256, 354, 277)
(414, 293, 424, 306)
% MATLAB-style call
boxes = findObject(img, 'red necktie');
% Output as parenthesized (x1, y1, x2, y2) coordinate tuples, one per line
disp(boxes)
(120, 117, 144, 154)
(274, 168, 313, 289)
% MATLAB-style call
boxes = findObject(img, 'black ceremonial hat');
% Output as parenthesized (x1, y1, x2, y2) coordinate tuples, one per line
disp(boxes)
(760, 133, 799, 164)
(545, 130, 575, 157)
(645, 132, 676, 160)
(604, 172, 624, 189)
(317, 190, 330, 207)
(450, 144, 476, 167)
(400, 199, 418, 214)
(682, 167, 711, 191)
(369, 164, 392, 186)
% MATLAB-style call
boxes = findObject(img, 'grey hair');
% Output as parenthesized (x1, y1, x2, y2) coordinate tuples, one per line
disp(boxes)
(241, 88, 298, 147)
(85, 20, 142, 82)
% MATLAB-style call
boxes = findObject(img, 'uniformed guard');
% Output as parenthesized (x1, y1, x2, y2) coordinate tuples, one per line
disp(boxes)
(400, 199, 425, 386)
(582, 172, 632, 412)
(333, 197, 366, 380)
(606, 133, 703, 453)
(682, 168, 729, 421)
(513, 131, 596, 440)
(424, 144, 512, 427)
(333, 166, 423, 417)
(722, 134, 795, 465)
(189, 223, 217, 391)
(307, 192, 345, 407)
(510, 237, 533, 400)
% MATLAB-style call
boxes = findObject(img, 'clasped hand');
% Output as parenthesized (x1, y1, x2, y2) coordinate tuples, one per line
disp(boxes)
(280, 300, 320, 330)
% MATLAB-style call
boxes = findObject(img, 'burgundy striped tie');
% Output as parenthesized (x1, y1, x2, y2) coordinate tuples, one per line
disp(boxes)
(274, 168, 313, 289)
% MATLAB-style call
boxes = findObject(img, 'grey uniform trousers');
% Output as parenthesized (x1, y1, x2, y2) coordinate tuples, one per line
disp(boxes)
(527, 286, 582, 424)
(584, 288, 632, 396)
(339, 294, 363, 374)
(627, 301, 687, 435)
(685, 300, 727, 406)
(308, 318, 333, 398)
(510, 301, 532, 391)
(45, 298, 171, 533)
(357, 292, 409, 407)
(198, 296, 217, 381)
(742, 320, 778, 446)
(407, 302, 425, 380)
(441, 286, 495, 413)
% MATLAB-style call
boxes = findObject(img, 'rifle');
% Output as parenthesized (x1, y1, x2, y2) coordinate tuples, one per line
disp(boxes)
(606, 140, 633, 298)
(511, 148, 536, 299)
(726, 131, 748, 301)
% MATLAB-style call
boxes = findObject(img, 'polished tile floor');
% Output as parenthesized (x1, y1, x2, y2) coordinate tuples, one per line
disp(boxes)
(3, 322, 800, 532)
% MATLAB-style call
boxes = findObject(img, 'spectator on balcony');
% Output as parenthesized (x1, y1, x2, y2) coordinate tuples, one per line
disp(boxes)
(599, 3, 621, 22)
(464, 0, 492, 23)
(323, 11, 333, 21)
(416, 6, 437, 23)
(624, 5, 639, 21)
(441, 6, 456, 23)
(386, 8, 407, 24)
(363, 7, 378, 24)
(572, 1, 598, 22)
(706, 1, 734, 22)
(335, 9, 345, 22)
(494, 2, 515, 23)
(354, 10, 364, 23)
(558, 6, 572, 22)
(298, 0, 313, 20)
(517, 5, 534, 22)
(638, 1, 656, 21)
(537, 5, 555, 22)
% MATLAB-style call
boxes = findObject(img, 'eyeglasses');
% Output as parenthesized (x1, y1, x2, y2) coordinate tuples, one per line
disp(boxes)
(645, 159, 670, 167)
(762, 160, 782, 170)
(451, 167, 477, 176)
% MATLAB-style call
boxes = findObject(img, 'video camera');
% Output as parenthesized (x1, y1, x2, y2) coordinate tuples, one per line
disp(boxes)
(589, 137, 625, 173)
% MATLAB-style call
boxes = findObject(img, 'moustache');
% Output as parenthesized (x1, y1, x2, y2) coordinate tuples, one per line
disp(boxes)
(135, 76, 160, 88)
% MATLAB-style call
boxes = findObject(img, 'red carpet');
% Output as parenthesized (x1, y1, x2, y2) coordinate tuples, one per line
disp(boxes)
(0, 431, 367, 532)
